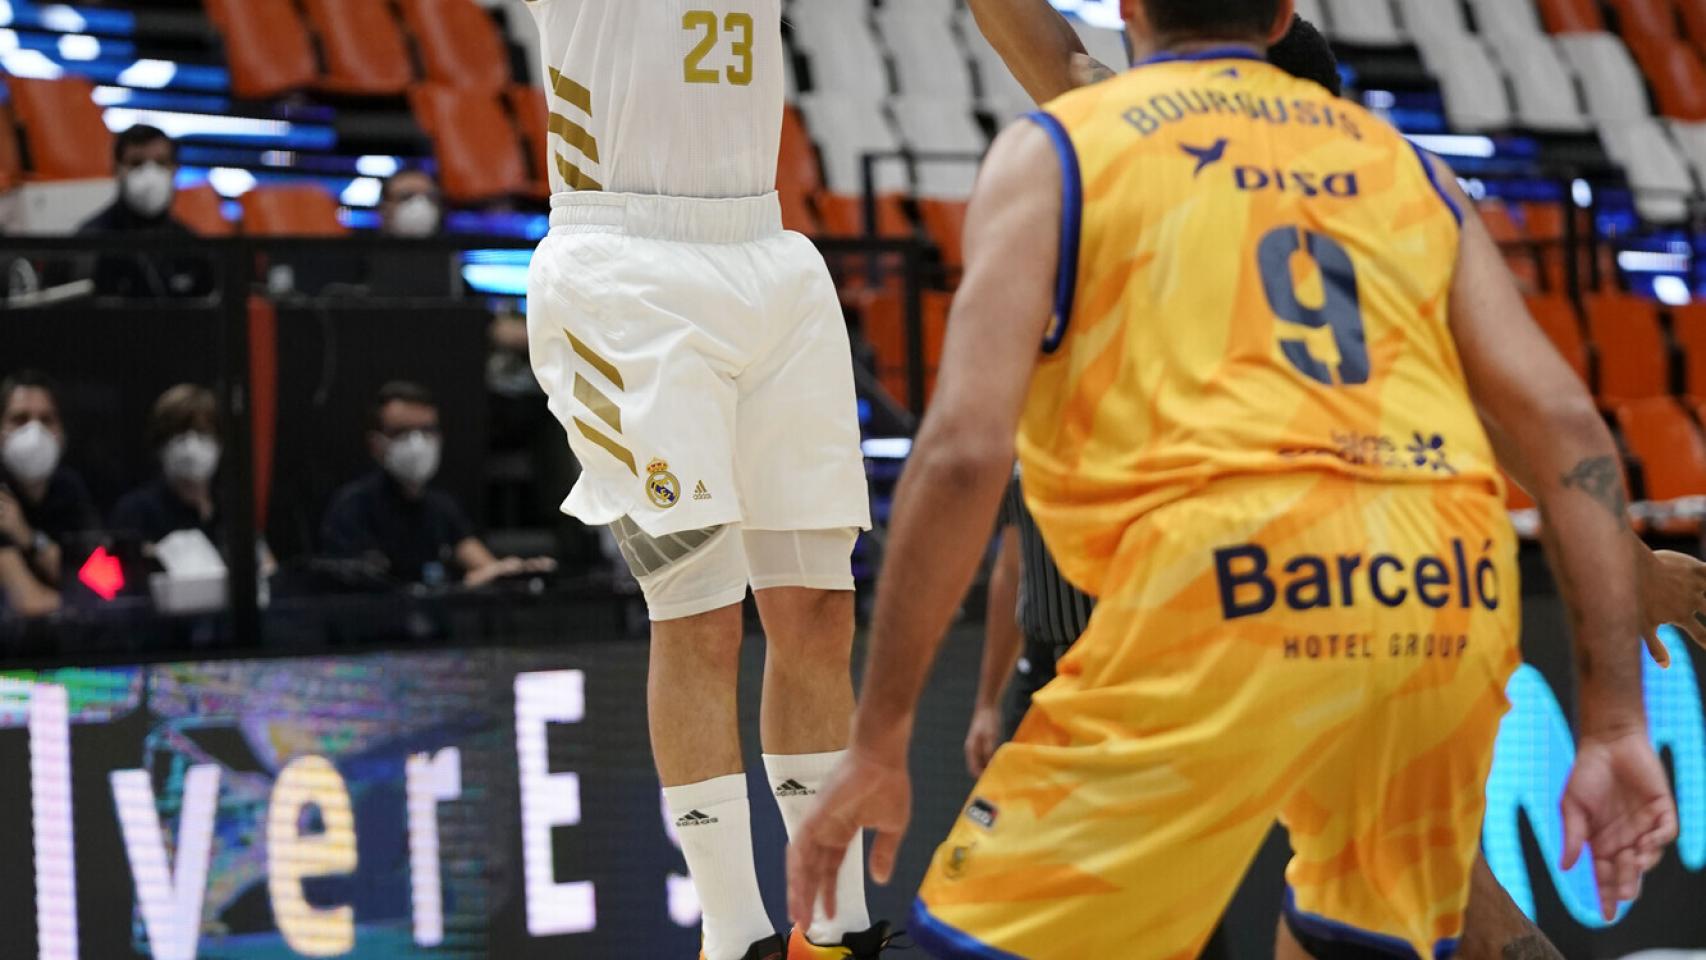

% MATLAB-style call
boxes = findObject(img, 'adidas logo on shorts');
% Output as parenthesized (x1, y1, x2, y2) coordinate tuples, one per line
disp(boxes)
(692, 480, 712, 501)
(675, 809, 719, 828)
(774, 778, 814, 798)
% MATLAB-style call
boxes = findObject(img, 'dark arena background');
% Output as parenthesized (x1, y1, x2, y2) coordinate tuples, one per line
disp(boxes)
(1, 0, 1704, 957)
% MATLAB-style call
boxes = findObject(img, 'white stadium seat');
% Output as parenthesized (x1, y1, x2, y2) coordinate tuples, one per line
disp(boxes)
(1669, 120, 1706, 190)
(1323, 0, 1406, 46)
(1416, 33, 1515, 131)
(1070, 17, 1130, 71)
(1556, 32, 1652, 123)
(1489, 32, 1591, 132)
(1465, 0, 1547, 42)
(1294, 0, 1331, 31)
(1394, 0, 1471, 41)
(877, 6, 975, 99)
(1598, 120, 1696, 223)
(797, 92, 910, 194)
(790, 0, 891, 99)
(889, 95, 987, 198)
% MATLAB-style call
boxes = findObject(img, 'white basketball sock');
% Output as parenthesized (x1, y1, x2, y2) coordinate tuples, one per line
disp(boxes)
(763, 751, 871, 944)
(663, 774, 776, 960)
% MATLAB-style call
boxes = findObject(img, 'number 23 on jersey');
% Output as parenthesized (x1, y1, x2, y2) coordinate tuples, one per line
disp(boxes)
(683, 9, 754, 86)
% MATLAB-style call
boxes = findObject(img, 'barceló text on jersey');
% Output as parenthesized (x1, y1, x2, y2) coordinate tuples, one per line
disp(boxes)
(1214, 539, 1502, 621)
(1122, 90, 1364, 140)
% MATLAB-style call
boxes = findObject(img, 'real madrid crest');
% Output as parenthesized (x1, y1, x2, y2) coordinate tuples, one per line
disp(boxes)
(645, 458, 680, 509)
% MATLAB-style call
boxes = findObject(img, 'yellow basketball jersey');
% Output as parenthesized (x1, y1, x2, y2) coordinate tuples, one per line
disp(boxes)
(1018, 48, 1501, 597)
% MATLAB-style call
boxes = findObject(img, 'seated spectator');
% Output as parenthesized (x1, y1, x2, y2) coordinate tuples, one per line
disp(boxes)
(321, 381, 553, 586)
(0, 371, 98, 599)
(111, 384, 224, 544)
(76, 125, 212, 299)
(365, 169, 457, 297)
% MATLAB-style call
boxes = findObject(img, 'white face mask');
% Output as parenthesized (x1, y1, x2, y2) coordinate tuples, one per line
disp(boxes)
(122, 162, 175, 218)
(383, 431, 441, 487)
(161, 432, 221, 484)
(389, 194, 441, 238)
(2, 421, 62, 485)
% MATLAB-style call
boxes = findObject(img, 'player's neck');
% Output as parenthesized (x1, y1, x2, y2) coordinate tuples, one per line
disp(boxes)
(1132, 34, 1265, 65)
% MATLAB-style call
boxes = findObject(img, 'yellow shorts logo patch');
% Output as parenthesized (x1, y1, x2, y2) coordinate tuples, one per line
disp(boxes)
(645, 458, 681, 509)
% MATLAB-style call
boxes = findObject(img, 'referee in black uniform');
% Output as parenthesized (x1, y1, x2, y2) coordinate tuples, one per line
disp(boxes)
(965, 472, 1094, 769)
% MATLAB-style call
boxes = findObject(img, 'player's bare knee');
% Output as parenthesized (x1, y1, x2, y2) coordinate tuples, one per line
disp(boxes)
(746, 527, 858, 656)
(757, 587, 854, 663)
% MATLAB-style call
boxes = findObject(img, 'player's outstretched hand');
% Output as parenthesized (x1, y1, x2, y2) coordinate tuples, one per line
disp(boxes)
(1560, 729, 1678, 920)
(787, 747, 911, 925)
(1638, 549, 1706, 665)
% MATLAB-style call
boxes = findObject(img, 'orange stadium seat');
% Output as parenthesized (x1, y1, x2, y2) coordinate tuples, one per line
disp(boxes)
(918, 198, 969, 272)
(1683, 0, 1706, 48)
(410, 83, 528, 203)
(1612, 0, 1682, 38)
(7, 77, 112, 180)
(399, 0, 512, 93)
(779, 107, 824, 196)
(204, 0, 316, 100)
(1539, 0, 1608, 32)
(1585, 293, 1670, 402)
(816, 192, 913, 239)
(240, 184, 346, 236)
(303, 0, 415, 97)
(1504, 472, 1538, 511)
(1525, 295, 1592, 384)
(1616, 397, 1706, 505)
(1672, 303, 1706, 398)
(0, 101, 23, 191)
(780, 187, 822, 235)
(859, 288, 951, 403)
(1475, 199, 1543, 292)
(172, 183, 235, 236)
(504, 84, 550, 199)
(1628, 35, 1706, 119)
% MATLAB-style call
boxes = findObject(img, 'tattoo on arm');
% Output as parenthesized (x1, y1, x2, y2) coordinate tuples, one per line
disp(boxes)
(1560, 455, 1628, 522)
(1502, 934, 1564, 960)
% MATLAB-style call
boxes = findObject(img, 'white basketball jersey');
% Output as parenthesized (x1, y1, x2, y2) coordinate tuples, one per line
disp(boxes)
(525, 0, 783, 199)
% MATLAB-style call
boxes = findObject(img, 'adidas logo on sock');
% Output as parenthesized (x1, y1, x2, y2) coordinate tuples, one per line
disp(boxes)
(675, 809, 720, 828)
(692, 480, 712, 501)
(774, 778, 815, 798)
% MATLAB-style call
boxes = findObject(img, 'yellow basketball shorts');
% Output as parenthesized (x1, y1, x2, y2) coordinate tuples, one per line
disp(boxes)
(913, 475, 1521, 960)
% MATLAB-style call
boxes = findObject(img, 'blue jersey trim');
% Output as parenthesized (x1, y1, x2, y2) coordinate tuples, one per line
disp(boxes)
(1137, 45, 1265, 67)
(1284, 887, 1461, 959)
(1408, 142, 1463, 226)
(1023, 110, 1082, 355)
(910, 898, 1029, 960)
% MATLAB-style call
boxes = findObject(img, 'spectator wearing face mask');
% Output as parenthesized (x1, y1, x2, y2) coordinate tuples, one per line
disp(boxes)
(364, 169, 457, 298)
(75, 125, 212, 299)
(110, 385, 226, 544)
(0, 371, 97, 617)
(320, 381, 554, 587)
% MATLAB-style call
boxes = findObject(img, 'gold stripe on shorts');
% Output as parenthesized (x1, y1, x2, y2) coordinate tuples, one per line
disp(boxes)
(573, 372, 622, 433)
(565, 330, 623, 389)
(573, 417, 637, 475)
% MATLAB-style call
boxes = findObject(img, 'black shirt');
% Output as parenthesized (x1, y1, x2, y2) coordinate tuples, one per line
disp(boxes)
(75, 200, 213, 299)
(0, 467, 99, 551)
(320, 471, 475, 584)
(110, 478, 219, 544)
(999, 474, 1096, 654)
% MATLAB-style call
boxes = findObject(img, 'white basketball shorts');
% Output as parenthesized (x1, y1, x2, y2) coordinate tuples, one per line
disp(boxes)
(526, 191, 871, 540)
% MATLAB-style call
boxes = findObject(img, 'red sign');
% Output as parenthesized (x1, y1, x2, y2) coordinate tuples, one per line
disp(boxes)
(78, 546, 124, 601)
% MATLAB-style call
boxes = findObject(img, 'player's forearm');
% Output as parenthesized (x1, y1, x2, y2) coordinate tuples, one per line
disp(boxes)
(853, 435, 1015, 756)
(967, 0, 1088, 104)
(1507, 405, 1645, 732)
(975, 530, 1023, 709)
